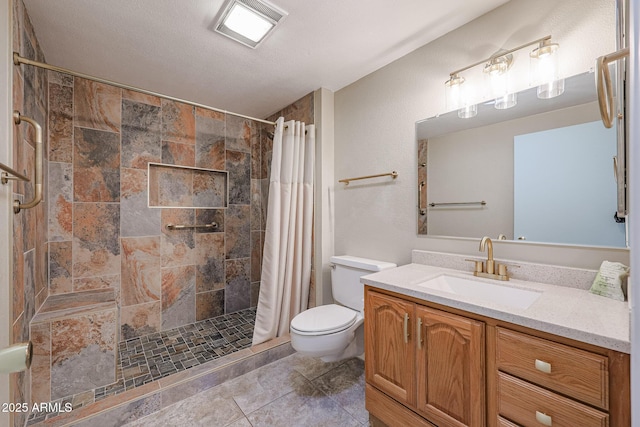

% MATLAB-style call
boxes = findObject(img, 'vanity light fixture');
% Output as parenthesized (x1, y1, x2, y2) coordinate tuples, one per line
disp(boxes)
(444, 73, 464, 111)
(530, 39, 564, 99)
(445, 74, 478, 118)
(215, 0, 288, 49)
(445, 35, 564, 117)
(484, 54, 517, 109)
(457, 104, 478, 119)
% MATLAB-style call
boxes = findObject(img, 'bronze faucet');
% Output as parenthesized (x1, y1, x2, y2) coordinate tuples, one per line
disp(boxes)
(480, 236, 495, 274)
(467, 236, 509, 281)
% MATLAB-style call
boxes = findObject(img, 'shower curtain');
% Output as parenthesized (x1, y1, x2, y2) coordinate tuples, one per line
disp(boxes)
(252, 117, 315, 346)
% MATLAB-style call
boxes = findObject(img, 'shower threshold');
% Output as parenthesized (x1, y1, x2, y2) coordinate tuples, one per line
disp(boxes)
(26, 307, 258, 425)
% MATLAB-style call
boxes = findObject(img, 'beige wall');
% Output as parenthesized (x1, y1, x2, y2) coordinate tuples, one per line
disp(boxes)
(313, 88, 335, 306)
(333, 0, 629, 268)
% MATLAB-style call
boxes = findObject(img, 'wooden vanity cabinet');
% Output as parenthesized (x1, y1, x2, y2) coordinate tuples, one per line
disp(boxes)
(492, 327, 629, 427)
(365, 289, 486, 427)
(364, 286, 630, 427)
(365, 291, 416, 407)
(416, 306, 485, 426)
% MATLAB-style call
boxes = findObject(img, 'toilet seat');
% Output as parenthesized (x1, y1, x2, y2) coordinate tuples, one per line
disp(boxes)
(290, 304, 358, 336)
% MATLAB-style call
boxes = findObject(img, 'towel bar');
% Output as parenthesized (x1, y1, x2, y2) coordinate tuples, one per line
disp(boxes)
(339, 171, 398, 185)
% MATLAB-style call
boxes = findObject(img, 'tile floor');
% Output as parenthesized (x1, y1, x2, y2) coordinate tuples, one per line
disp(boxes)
(26, 307, 257, 425)
(122, 353, 368, 427)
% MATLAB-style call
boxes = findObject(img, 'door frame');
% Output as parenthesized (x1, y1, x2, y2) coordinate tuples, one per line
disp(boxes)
(0, 0, 15, 425)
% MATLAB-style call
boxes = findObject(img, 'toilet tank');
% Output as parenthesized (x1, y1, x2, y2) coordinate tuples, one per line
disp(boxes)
(330, 255, 396, 312)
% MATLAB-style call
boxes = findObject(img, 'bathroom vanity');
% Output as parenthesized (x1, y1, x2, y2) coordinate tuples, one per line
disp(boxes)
(362, 252, 630, 427)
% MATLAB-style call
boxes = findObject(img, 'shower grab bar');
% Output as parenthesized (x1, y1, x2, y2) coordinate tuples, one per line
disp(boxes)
(339, 171, 398, 185)
(418, 181, 426, 215)
(166, 222, 218, 231)
(0, 162, 30, 184)
(429, 201, 486, 207)
(12, 111, 43, 214)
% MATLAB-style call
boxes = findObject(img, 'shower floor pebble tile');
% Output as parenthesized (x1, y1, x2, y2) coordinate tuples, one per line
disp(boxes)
(117, 308, 256, 388)
(25, 307, 256, 425)
(123, 353, 368, 427)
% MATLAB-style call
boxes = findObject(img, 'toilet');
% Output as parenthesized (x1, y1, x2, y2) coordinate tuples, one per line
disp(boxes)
(290, 255, 396, 362)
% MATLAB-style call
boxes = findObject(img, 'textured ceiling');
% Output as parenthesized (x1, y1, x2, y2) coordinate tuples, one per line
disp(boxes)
(22, 0, 510, 118)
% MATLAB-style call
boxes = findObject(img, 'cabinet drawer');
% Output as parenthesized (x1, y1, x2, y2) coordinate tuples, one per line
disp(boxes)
(496, 327, 608, 409)
(497, 417, 520, 427)
(497, 372, 608, 427)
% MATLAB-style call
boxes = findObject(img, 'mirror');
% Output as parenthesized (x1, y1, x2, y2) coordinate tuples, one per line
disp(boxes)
(416, 72, 627, 248)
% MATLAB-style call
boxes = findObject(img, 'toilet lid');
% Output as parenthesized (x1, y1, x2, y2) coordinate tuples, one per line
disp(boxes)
(290, 304, 357, 334)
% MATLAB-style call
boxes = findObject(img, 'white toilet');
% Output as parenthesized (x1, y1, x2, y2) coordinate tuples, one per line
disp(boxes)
(290, 255, 396, 362)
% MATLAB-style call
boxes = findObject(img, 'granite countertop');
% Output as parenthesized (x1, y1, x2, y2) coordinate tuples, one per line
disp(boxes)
(361, 263, 630, 353)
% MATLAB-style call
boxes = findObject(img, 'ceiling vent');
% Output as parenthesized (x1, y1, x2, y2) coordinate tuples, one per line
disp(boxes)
(214, 0, 288, 49)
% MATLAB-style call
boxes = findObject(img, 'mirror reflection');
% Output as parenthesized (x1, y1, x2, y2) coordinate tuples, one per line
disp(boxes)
(416, 72, 627, 248)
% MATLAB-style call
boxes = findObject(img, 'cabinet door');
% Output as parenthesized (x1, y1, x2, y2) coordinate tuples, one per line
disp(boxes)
(416, 306, 485, 427)
(365, 291, 416, 406)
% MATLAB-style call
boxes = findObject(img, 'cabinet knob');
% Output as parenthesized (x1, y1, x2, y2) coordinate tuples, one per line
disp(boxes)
(534, 359, 552, 374)
(535, 411, 552, 426)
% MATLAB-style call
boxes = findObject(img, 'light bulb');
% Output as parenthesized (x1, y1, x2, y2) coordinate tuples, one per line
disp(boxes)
(530, 40, 564, 99)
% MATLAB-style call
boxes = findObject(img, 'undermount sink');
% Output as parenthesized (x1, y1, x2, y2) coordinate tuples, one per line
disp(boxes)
(416, 274, 542, 310)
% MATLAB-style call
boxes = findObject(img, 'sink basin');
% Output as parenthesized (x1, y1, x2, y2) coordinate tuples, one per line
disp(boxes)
(416, 274, 541, 310)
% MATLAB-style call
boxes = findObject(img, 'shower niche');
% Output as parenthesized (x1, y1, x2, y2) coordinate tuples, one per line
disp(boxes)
(148, 163, 229, 209)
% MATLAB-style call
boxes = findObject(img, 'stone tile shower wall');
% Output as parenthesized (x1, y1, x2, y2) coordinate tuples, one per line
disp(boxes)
(46, 78, 268, 342)
(33, 80, 268, 406)
(11, 1, 50, 426)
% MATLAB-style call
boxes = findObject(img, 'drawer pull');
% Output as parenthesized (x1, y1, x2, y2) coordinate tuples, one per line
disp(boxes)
(403, 313, 410, 344)
(403, 313, 409, 344)
(535, 411, 552, 426)
(535, 359, 552, 373)
(417, 317, 423, 349)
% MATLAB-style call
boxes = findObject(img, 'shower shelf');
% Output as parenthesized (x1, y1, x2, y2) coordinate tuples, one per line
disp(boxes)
(148, 162, 228, 209)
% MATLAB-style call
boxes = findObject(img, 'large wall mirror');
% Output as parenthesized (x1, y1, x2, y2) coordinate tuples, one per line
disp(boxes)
(416, 71, 628, 248)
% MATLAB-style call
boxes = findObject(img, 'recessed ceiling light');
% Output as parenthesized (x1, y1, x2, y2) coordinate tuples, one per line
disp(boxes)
(215, 0, 287, 49)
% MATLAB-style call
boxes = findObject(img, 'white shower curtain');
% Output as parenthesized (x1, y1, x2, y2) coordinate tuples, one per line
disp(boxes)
(252, 117, 315, 346)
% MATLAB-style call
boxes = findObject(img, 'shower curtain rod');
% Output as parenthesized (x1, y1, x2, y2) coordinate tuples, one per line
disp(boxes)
(13, 52, 277, 126)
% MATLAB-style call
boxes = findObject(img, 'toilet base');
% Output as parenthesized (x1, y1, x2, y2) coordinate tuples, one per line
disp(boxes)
(319, 327, 364, 362)
(291, 322, 364, 363)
